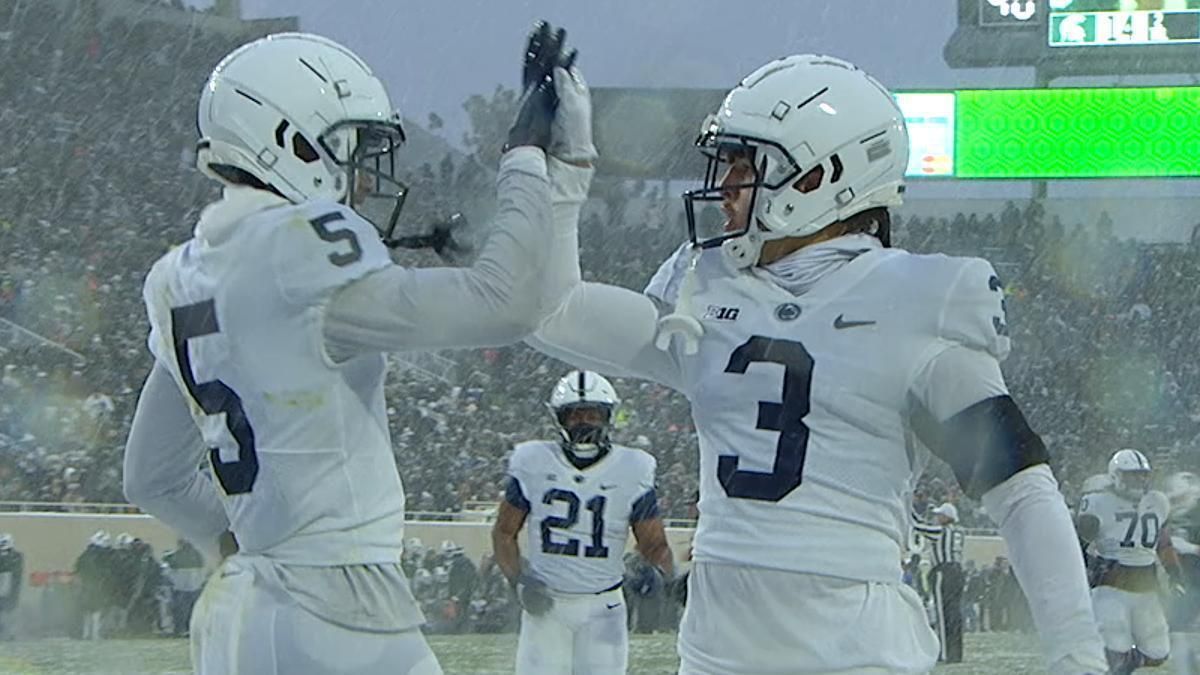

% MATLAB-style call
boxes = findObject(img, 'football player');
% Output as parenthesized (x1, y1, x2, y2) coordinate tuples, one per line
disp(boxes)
(1076, 449, 1172, 674)
(1166, 471, 1200, 674)
(491, 370, 673, 675)
(121, 24, 588, 675)
(526, 54, 1107, 673)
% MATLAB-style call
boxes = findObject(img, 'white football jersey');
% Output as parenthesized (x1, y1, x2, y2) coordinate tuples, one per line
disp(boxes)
(507, 440, 658, 594)
(1080, 488, 1169, 567)
(143, 195, 405, 566)
(645, 240, 1010, 583)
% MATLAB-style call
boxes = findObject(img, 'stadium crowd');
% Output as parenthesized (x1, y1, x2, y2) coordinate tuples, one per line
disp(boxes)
(3, 0, 1200, 534)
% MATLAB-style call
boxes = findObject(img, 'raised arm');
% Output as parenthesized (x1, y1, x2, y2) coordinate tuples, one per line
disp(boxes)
(323, 147, 553, 355)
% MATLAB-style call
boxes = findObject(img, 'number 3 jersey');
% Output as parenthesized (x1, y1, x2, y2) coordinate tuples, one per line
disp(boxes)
(1079, 487, 1169, 567)
(142, 189, 405, 566)
(645, 237, 1011, 584)
(506, 440, 659, 594)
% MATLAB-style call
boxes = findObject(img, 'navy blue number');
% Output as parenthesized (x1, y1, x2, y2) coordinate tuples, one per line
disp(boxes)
(170, 300, 258, 495)
(1116, 511, 1138, 548)
(308, 212, 362, 267)
(1141, 513, 1161, 548)
(1116, 510, 1160, 548)
(585, 495, 609, 558)
(540, 489, 580, 556)
(539, 490, 609, 558)
(719, 336, 814, 502)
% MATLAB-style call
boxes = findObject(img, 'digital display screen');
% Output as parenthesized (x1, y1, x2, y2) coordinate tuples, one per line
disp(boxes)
(1049, 0, 1200, 46)
(895, 93, 956, 177)
(953, 86, 1200, 178)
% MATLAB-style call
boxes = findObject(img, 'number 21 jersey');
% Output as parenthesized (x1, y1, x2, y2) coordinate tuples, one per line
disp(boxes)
(645, 240, 1010, 583)
(507, 440, 658, 594)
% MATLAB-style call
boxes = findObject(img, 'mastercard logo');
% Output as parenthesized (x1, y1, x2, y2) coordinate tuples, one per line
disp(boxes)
(921, 154, 953, 175)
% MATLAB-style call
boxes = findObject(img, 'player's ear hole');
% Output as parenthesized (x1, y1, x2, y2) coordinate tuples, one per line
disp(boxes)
(793, 165, 825, 194)
(292, 134, 320, 164)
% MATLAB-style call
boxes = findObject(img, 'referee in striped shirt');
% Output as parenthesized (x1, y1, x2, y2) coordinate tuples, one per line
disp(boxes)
(914, 502, 966, 664)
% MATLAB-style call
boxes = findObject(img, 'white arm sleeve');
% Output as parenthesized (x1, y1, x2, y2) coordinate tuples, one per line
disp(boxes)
(982, 465, 1108, 675)
(123, 362, 229, 560)
(523, 155, 684, 390)
(528, 281, 685, 391)
(323, 147, 552, 354)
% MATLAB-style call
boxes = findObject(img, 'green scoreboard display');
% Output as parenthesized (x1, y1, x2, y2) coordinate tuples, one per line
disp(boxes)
(591, 85, 1200, 181)
(913, 86, 1200, 179)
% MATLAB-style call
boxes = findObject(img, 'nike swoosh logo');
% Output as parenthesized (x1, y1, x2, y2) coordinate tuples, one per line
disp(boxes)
(606, 603, 621, 609)
(833, 314, 877, 330)
(600, 484, 617, 490)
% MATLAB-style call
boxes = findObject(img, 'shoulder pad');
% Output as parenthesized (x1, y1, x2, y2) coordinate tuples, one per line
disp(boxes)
(1081, 474, 1113, 495)
(938, 256, 1011, 361)
(269, 202, 391, 307)
(142, 248, 184, 364)
(643, 242, 692, 309)
(643, 243, 727, 309)
(508, 440, 552, 473)
(1147, 490, 1171, 516)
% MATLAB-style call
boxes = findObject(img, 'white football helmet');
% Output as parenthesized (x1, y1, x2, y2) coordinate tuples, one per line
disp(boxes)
(0, 533, 12, 551)
(548, 370, 620, 457)
(89, 530, 111, 548)
(683, 54, 908, 269)
(1107, 448, 1152, 499)
(197, 32, 408, 241)
(1167, 471, 1200, 514)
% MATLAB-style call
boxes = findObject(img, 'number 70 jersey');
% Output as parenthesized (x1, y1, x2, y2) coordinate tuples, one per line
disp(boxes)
(142, 197, 406, 566)
(1079, 488, 1169, 567)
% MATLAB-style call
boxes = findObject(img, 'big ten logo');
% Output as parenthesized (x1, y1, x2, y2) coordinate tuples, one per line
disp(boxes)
(703, 305, 741, 322)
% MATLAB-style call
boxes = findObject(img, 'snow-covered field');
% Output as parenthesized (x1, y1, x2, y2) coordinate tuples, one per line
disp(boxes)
(0, 632, 1062, 674)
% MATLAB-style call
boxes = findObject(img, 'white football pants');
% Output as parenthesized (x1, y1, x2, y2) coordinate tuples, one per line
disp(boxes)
(190, 556, 442, 675)
(515, 587, 627, 674)
(678, 562, 939, 674)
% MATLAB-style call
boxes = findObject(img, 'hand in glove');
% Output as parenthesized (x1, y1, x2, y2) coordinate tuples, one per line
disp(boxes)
(513, 572, 554, 617)
(548, 66, 596, 164)
(505, 20, 575, 154)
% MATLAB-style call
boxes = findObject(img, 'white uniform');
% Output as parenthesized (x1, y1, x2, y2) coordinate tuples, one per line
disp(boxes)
(1080, 486, 1171, 659)
(532, 237, 1015, 674)
(506, 440, 659, 675)
(123, 147, 551, 675)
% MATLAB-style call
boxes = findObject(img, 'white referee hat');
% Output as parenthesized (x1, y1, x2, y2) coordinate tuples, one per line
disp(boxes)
(932, 503, 959, 523)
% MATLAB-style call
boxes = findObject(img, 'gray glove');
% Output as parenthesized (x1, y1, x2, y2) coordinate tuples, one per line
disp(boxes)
(549, 66, 596, 164)
(513, 572, 554, 617)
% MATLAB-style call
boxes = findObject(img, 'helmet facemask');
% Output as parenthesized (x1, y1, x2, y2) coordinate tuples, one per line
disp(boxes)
(554, 402, 614, 459)
(317, 118, 409, 245)
(1115, 469, 1151, 500)
(682, 124, 802, 259)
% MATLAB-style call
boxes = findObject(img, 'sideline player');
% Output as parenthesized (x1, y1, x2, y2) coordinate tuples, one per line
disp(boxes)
(1166, 471, 1200, 674)
(527, 53, 1107, 673)
(122, 24, 587, 675)
(491, 370, 673, 674)
(1077, 449, 1172, 674)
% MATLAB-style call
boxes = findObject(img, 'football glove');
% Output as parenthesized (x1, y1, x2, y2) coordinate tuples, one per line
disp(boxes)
(668, 570, 689, 606)
(513, 572, 554, 617)
(504, 21, 575, 154)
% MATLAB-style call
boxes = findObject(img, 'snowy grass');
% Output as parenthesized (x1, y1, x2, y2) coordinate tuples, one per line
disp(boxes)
(0, 632, 1058, 674)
